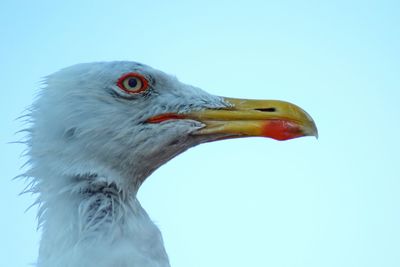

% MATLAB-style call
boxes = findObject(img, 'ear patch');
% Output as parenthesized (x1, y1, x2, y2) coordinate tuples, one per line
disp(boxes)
(64, 127, 76, 139)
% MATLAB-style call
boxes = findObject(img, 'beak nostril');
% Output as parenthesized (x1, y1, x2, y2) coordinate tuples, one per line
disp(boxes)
(255, 108, 276, 112)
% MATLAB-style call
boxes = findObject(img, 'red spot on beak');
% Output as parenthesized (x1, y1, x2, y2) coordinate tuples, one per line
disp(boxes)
(262, 120, 304, 141)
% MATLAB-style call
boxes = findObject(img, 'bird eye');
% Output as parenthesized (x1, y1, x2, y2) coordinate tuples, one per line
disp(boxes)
(117, 73, 149, 94)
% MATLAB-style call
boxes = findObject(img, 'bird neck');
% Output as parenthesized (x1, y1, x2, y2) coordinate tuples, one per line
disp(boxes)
(36, 174, 170, 267)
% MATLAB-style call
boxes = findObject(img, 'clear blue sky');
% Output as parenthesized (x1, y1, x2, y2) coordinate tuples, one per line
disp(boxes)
(1, 1, 399, 266)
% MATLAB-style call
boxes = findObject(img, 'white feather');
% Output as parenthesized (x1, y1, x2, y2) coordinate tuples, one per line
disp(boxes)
(22, 62, 228, 267)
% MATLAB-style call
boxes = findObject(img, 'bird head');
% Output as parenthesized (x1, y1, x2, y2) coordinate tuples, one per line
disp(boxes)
(28, 61, 317, 192)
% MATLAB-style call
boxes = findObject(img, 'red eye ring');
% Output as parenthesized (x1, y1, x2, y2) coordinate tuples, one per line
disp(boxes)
(117, 72, 149, 94)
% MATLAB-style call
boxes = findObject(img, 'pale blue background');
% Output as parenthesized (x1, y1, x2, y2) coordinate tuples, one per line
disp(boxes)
(1, 1, 399, 266)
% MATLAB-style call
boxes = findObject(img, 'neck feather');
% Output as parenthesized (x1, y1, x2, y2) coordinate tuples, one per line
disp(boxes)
(34, 173, 170, 267)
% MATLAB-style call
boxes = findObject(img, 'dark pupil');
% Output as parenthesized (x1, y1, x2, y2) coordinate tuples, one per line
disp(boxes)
(128, 78, 138, 88)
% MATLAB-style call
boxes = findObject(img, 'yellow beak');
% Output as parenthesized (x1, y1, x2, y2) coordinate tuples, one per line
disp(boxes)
(186, 97, 318, 141)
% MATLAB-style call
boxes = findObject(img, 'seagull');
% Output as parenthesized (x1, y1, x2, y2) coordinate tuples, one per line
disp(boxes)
(22, 61, 317, 267)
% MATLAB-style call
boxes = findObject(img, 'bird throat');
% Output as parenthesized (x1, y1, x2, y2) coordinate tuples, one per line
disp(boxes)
(36, 173, 171, 267)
